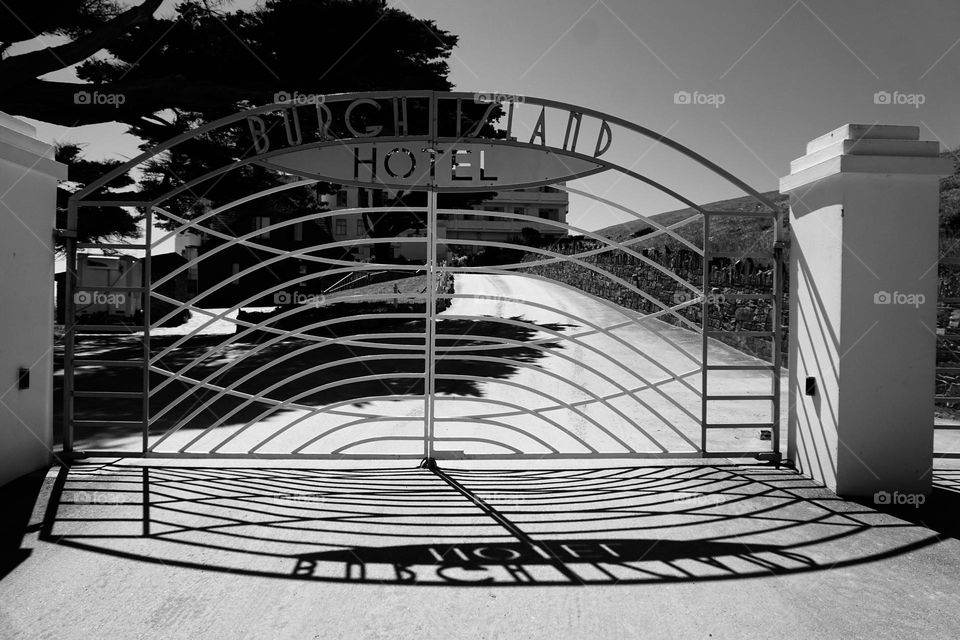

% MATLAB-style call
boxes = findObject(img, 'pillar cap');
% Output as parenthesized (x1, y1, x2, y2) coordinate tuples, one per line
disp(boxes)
(780, 123, 952, 193)
(0, 111, 68, 180)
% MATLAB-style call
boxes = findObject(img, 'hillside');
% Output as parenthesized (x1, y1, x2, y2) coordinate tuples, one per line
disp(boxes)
(594, 148, 960, 255)
(593, 190, 788, 255)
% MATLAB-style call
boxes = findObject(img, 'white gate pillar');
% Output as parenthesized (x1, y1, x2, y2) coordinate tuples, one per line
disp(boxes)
(0, 113, 66, 487)
(780, 124, 952, 497)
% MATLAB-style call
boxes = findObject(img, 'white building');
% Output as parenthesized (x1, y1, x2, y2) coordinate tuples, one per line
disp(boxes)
(321, 186, 569, 261)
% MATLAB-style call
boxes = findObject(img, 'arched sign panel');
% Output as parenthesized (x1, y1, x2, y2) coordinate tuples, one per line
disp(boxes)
(257, 140, 608, 191)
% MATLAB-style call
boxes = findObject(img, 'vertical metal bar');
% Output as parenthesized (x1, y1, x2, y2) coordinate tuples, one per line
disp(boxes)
(142, 207, 153, 455)
(425, 189, 438, 460)
(772, 211, 784, 461)
(424, 90, 439, 461)
(701, 213, 710, 456)
(62, 202, 78, 454)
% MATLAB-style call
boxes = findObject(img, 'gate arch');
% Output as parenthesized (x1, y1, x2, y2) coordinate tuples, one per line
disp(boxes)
(63, 90, 784, 462)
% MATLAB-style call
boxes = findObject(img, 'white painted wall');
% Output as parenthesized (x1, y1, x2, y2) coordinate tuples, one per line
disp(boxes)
(0, 113, 66, 487)
(782, 124, 951, 497)
(788, 185, 844, 490)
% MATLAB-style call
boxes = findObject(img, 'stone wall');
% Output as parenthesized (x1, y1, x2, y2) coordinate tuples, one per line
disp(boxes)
(521, 242, 789, 364)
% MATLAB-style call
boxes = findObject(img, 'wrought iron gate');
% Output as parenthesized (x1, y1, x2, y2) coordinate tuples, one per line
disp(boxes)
(62, 91, 783, 462)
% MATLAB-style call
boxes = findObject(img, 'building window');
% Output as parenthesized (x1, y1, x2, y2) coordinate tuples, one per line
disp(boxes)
(253, 216, 270, 239)
(298, 263, 307, 287)
(336, 190, 348, 207)
(335, 218, 347, 235)
(231, 263, 240, 285)
(540, 208, 559, 220)
(356, 219, 366, 235)
(357, 188, 368, 208)
(293, 223, 303, 242)
(185, 248, 199, 282)
(514, 206, 526, 216)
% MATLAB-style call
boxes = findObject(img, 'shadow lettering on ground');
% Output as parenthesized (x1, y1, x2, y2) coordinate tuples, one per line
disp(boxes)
(12, 463, 953, 587)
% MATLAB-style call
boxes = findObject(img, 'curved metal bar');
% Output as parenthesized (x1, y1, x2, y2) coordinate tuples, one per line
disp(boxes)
(156, 351, 426, 450)
(440, 91, 780, 212)
(437, 207, 702, 292)
(213, 347, 640, 452)
(157, 305, 700, 445)
(151, 205, 426, 292)
(135, 140, 715, 233)
(434, 238, 700, 330)
(434, 329, 702, 429)
(70, 90, 436, 201)
(439, 205, 703, 280)
(560, 185, 703, 250)
(266, 395, 594, 455)
(441, 270, 703, 370)
(228, 359, 640, 455)
(432, 371, 700, 423)
(149, 394, 427, 452)
(160, 370, 426, 453)
(150, 276, 701, 447)
(150, 303, 426, 395)
(67, 90, 781, 459)
(149, 330, 426, 419)
(435, 311, 702, 414)
(333, 436, 524, 456)
(78, 99, 779, 221)
(148, 262, 427, 353)
(152, 178, 317, 248)
(191, 296, 700, 438)
(433, 355, 689, 450)
(285, 414, 561, 456)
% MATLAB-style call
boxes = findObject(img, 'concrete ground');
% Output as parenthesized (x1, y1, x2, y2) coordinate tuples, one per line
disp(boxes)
(29, 272, 958, 637)
(1, 459, 959, 640)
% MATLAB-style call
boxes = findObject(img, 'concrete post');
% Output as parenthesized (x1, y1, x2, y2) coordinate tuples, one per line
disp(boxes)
(0, 113, 67, 487)
(780, 124, 952, 498)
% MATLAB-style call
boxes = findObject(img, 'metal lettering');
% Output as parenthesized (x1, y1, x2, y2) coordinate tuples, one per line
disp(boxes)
(594, 120, 612, 158)
(529, 107, 547, 146)
(247, 116, 270, 154)
(353, 146, 377, 181)
(345, 98, 384, 138)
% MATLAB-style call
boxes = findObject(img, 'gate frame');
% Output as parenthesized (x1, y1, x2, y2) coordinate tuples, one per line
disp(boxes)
(63, 90, 784, 462)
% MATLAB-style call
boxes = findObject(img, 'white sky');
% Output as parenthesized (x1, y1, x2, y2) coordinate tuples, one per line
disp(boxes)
(10, 0, 960, 261)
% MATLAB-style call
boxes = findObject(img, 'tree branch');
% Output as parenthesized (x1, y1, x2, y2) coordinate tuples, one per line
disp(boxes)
(0, 78, 269, 126)
(0, 0, 163, 90)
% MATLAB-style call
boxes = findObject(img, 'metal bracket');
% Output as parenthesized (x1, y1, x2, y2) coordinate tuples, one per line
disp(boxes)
(755, 451, 783, 468)
(418, 457, 438, 471)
